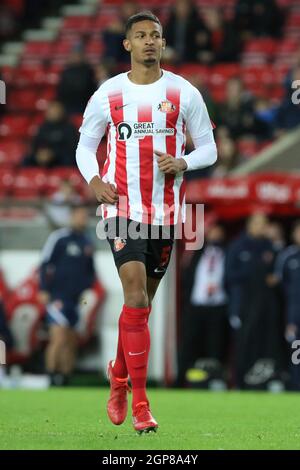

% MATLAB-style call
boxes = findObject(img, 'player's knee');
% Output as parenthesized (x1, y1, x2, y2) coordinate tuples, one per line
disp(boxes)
(125, 289, 149, 308)
(51, 328, 68, 349)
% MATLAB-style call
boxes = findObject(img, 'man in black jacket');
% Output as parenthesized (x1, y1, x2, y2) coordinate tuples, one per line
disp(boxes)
(23, 101, 78, 167)
(39, 205, 96, 385)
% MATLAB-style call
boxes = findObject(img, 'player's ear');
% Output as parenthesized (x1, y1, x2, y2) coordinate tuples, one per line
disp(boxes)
(123, 38, 131, 52)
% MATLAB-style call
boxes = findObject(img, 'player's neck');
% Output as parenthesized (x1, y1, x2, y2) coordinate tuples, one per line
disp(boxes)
(128, 63, 162, 85)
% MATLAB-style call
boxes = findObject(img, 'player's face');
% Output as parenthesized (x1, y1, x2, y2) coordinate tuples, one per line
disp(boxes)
(71, 208, 88, 231)
(124, 21, 165, 66)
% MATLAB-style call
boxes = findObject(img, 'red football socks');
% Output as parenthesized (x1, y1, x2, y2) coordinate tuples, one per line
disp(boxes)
(112, 307, 128, 379)
(121, 304, 151, 408)
(112, 304, 152, 381)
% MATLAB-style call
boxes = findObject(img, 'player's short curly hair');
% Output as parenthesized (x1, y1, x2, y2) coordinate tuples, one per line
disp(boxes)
(125, 11, 162, 37)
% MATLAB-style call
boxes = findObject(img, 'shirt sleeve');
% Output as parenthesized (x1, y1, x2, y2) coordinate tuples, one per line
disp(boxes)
(79, 87, 108, 140)
(185, 85, 214, 140)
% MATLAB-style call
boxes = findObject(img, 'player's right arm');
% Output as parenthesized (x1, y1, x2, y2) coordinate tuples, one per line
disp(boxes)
(76, 89, 118, 205)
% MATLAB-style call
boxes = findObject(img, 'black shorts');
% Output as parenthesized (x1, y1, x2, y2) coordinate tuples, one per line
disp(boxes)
(105, 217, 174, 279)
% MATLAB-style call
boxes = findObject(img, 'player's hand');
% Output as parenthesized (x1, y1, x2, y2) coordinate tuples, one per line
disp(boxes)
(154, 151, 187, 175)
(89, 176, 119, 205)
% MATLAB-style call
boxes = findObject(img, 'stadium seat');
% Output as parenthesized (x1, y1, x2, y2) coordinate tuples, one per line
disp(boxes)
(12, 169, 48, 199)
(0, 116, 31, 139)
(93, 13, 120, 29)
(0, 140, 26, 168)
(0, 169, 14, 196)
(23, 41, 54, 59)
(8, 89, 39, 112)
(46, 168, 83, 196)
(179, 64, 209, 82)
(13, 66, 48, 87)
(62, 16, 93, 34)
(86, 38, 104, 58)
(242, 38, 278, 65)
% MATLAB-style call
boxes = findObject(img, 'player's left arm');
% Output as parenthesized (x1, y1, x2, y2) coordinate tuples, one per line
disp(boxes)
(155, 86, 217, 174)
(182, 86, 217, 171)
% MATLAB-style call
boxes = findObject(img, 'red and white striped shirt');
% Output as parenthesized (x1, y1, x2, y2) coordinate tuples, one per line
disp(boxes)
(79, 70, 213, 225)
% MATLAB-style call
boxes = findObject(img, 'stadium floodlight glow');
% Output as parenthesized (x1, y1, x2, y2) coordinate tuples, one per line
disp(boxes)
(0, 80, 6, 105)
(0, 340, 6, 365)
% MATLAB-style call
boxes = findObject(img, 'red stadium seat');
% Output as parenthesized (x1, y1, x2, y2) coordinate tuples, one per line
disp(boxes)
(179, 64, 209, 82)
(86, 38, 104, 57)
(0, 169, 14, 196)
(93, 13, 120, 29)
(0, 116, 31, 139)
(0, 140, 26, 168)
(35, 86, 56, 111)
(13, 66, 48, 87)
(8, 89, 39, 112)
(46, 168, 83, 196)
(242, 38, 278, 64)
(12, 169, 48, 199)
(62, 15, 93, 34)
(23, 41, 54, 59)
(241, 66, 273, 87)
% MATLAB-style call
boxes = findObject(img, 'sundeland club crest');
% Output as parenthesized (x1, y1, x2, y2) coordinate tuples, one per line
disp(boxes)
(158, 100, 176, 113)
(114, 237, 127, 252)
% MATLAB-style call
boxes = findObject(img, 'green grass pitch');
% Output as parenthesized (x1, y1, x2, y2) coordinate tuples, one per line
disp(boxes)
(0, 388, 300, 450)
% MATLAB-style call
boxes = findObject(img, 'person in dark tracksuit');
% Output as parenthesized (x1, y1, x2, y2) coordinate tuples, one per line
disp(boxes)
(39, 205, 96, 385)
(275, 220, 300, 390)
(226, 213, 283, 389)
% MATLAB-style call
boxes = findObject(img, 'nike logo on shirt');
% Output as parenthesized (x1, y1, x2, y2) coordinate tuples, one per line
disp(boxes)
(128, 350, 146, 356)
(115, 104, 129, 110)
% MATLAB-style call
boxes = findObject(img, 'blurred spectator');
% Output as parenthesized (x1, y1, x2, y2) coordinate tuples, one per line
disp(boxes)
(94, 63, 112, 86)
(253, 98, 277, 140)
(0, 4, 18, 46)
(177, 223, 228, 388)
(234, 0, 283, 40)
(276, 66, 300, 133)
(203, 8, 240, 63)
(102, 1, 138, 67)
(39, 205, 96, 386)
(57, 46, 97, 114)
(275, 220, 300, 390)
(23, 102, 78, 168)
(211, 135, 240, 177)
(164, 0, 212, 64)
(218, 78, 257, 138)
(266, 221, 286, 256)
(226, 213, 284, 389)
(45, 180, 82, 229)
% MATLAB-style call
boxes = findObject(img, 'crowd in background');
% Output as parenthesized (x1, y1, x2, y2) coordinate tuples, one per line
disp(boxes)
(178, 213, 300, 391)
(1, 0, 300, 176)
(1, 212, 300, 390)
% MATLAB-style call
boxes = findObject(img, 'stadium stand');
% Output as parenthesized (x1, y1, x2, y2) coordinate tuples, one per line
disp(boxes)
(1, 0, 300, 390)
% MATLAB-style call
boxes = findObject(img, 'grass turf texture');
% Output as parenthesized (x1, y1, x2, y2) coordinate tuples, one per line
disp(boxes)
(0, 388, 300, 450)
